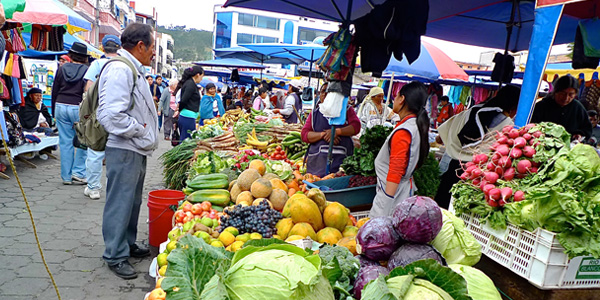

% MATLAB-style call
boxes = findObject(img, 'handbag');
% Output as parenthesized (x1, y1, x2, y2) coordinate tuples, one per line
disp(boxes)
(171, 120, 180, 147)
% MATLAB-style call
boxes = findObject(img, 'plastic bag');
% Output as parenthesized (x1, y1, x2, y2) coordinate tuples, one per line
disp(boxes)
(320, 92, 344, 118)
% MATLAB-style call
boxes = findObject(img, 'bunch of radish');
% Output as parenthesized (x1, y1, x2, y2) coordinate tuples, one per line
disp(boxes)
(459, 124, 544, 207)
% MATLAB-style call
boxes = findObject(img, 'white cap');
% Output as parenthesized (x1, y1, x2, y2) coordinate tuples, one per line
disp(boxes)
(289, 79, 303, 89)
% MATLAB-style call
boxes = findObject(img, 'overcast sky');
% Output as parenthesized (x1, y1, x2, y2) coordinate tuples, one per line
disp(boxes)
(134, 0, 567, 64)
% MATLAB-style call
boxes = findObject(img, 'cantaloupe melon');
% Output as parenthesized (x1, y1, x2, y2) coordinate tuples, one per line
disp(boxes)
(262, 173, 279, 180)
(236, 191, 254, 205)
(269, 178, 288, 192)
(230, 183, 242, 202)
(252, 198, 272, 208)
(269, 188, 288, 211)
(250, 178, 273, 198)
(238, 169, 261, 191)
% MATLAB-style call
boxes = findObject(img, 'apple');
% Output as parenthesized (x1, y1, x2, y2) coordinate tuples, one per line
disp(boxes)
(182, 203, 193, 212)
(191, 203, 203, 215)
(174, 210, 186, 223)
(201, 201, 212, 212)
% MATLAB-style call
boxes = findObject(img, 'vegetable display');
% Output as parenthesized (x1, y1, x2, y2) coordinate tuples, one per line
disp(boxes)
(391, 196, 442, 244)
(341, 125, 392, 176)
(430, 210, 482, 266)
(413, 152, 441, 198)
(160, 138, 197, 190)
(387, 243, 446, 271)
(448, 264, 502, 300)
(355, 217, 401, 261)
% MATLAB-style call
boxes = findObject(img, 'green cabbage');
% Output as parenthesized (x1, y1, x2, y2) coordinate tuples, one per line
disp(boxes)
(266, 160, 293, 181)
(201, 244, 334, 300)
(448, 264, 502, 300)
(430, 210, 481, 266)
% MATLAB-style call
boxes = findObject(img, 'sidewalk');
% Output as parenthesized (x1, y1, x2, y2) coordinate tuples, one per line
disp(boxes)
(0, 139, 172, 300)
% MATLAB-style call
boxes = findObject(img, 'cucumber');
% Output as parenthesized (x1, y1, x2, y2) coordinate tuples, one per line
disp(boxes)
(182, 187, 195, 195)
(282, 139, 301, 147)
(290, 151, 306, 160)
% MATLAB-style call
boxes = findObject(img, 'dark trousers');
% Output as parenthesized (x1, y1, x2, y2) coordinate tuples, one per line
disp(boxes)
(434, 158, 462, 209)
(102, 147, 146, 265)
(178, 115, 196, 142)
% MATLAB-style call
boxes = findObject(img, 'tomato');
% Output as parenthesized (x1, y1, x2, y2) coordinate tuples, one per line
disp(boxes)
(274, 154, 282, 160)
(262, 154, 268, 158)
(201, 201, 212, 212)
(182, 203, 193, 212)
(174, 210, 186, 223)
(276, 146, 282, 151)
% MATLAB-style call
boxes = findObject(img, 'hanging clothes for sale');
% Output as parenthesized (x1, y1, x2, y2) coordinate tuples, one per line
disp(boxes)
(317, 28, 357, 82)
(573, 24, 600, 69)
(459, 86, 472, 105)
(473, 87, 489, 104)
(491, 53, 515, 83)
(447, 86, 462, 105)
(578, 19, 600, 58)
(354, 0, 429, 74)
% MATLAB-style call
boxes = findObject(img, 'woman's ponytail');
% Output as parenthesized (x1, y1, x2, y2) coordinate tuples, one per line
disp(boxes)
(174, 66, 204, 95)
(398, 81, 430, 168)
(415, 108, 430, 168)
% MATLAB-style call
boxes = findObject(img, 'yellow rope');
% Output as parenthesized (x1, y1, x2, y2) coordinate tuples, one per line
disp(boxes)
(0, 126, 61, 300)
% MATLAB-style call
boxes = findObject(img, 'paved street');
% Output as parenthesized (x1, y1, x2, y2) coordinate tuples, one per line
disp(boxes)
(0, 138, 173, 300)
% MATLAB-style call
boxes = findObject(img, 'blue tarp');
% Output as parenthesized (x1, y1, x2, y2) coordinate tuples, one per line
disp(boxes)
(20, 32, 102, 59)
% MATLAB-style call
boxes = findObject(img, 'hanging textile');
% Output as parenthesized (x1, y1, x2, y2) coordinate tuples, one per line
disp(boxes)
(447, 86, 462, 105)
(473, 87, 489, 104)
(11, 77, 22, 107)
(11, 54, 20, 78)
(584, 81, 600, 113)
(28, 25, 65, 52)
(3, 53, 14, 76)
(459, 86, 471, 105)
(316, 28, 356, 81)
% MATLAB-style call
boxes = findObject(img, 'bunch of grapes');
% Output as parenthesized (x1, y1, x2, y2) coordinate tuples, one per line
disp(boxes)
(348, 175, 377, 188)
(219, 200, 283, 238)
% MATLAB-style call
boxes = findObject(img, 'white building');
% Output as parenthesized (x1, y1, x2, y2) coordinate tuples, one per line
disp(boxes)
(156, 32, 175, 79)
(212, 6, 339, 76)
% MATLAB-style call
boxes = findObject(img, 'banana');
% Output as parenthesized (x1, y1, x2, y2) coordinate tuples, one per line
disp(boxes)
(251, 128, 258, 140)
(248, 139, 268, 147)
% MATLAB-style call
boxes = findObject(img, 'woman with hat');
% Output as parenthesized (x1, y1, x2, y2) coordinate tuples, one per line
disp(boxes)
(273, 79, 303, 123)
(370, 82, 431, 217)
(357, 86, 399, 132)
(51, 41, 89, 185)
(18, 88, 53, 135)
(200, 82, 225, 124)
(531, 75, 592, 140)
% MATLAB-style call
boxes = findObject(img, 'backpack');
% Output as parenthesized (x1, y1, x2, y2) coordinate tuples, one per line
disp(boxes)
(75, 56, 137, 151)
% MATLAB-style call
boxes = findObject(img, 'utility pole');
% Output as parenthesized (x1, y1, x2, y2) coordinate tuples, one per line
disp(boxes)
(95, 0, 100, 47)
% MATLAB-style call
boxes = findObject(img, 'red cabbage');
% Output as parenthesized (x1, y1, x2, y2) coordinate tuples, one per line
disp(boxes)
(392, 196, 443, 243)
(387, 243, 446, 271)
(357, 255, 380, 267)
(356, 217, 401, 261)
(353, 265, 389, 299)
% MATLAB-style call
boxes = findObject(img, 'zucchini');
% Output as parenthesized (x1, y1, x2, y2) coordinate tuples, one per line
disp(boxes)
(289, 131, 301, 138)
(187, 173, 229, 190)
(212, 205, 224, 212)
(182, 187, 195, 195)
(187, 189, 231, 206)
(290, 151, 305, 160)
(282, 139, 301, 147)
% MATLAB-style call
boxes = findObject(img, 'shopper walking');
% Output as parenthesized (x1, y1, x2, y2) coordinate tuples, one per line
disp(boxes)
(273, 79, 303, 124)
(150, 75, 163, 130)
(51, 42, 89, 185)
(176, 65, 204, 141)
(96, 23, 158, 279)
(81, 35, 121, 200)
(158, 79, 178, 140)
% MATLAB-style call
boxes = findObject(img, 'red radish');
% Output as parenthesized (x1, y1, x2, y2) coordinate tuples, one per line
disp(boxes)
(499, 199, 507, 206)
(516, 160, 532, 174)
(495, 132, 504, 140)
(495, 166, 504, 176)
(492, 152, 502, 164)
(530, 167, 538, 174)
(532, 131, 543, 138)
(522, 146, 536, 158)
(460, 172, 469, 181)
(471, 168, 483, 178)
(465, 161, 475, 168)
(498, 156, 512, 169)
(510, 148, 523, 159)
(500, 187, 513, 201)
(514, 137, 527, 148)
(532, 161, 541, 168)
(517, 173, 527, 179)
(503, 167, 516, 181)
(502, 125, 513, 134)
(497, 136, 509, 144)
(523, 133, 532, 140)
(484, 172, 499, 184)
(524, 124, 536, 130)
(489, 188, 501, 201)
(482, 184, 496, 195)
(465, 165, 477, 174)
(487, 162, 495, 171)
(496, 144, 510, 156)
(472, 178, 481, 186)
(474, 154, 488, 164)
(490, 142, 500, 151)
(514, 190, 525, 202)
(488, 199, 499, 207)
(507, 139, 514, 146)
(479, 180, 489, 191)
(508, 129, 520, 139)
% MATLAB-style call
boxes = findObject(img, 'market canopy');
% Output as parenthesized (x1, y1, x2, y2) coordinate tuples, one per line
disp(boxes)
(544, 62, 600, 81)
(223, 0, 388, 23)
(239, 43, 327, 62)
(194, 58, 266, 69)
(9, 0, 92, 34)
(2, 0, 26, 19)
(20, 32, 103, 59)
(382, 40, 469, 81)
(214, 46, 305, 65)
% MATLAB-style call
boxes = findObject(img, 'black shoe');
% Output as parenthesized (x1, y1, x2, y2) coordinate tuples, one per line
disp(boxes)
(130, 243, 150, 258)
(108, 261, 137, 279)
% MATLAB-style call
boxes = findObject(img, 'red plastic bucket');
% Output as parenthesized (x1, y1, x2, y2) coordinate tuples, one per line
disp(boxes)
(148, 189, 185, 247)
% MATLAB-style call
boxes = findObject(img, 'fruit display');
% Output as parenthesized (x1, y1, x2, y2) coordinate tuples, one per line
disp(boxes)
(281, 131, 308, 159)
(219, 200, 283, 238)
(220, 107, 250, 127)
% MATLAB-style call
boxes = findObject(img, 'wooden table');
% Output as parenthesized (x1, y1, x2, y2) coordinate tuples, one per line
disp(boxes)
(474, 255, 599, 300)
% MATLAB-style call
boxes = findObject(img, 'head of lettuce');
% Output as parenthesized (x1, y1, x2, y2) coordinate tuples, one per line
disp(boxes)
(201, 244, 335, 300)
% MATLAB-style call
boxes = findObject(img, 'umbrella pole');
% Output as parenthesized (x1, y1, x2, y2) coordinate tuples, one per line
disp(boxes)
(326, 125, 335, 175)
(383, 72, 395, 124)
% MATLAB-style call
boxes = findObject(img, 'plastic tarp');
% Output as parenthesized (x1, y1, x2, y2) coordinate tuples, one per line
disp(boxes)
(514, 4, 564, 127)
(239, 43, 326, 62)
(214, 46, 304, 65)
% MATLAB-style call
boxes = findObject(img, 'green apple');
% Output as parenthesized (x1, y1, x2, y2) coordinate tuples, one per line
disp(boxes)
(182, 221, 194, 232)
(168, 229, 181, 241)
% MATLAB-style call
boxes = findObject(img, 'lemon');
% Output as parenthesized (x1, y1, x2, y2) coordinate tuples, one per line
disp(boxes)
(158, 265, 167, 277)
(230, 241, 245, 252)
(166, 241, 177, 253)
(219, 231, 236, 246)
(249, 232, 262, 240)
(156, 253, 168, 268)
(211, 240, 224, 247)
(223, 226, 239, 236)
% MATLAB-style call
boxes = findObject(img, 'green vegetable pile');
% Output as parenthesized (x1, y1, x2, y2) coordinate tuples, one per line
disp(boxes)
(430, 209, 482, 266)
(318, 245, 360, 300)
(233, 123, 271, 144)
(189, 151, 229, 179)
(160, 139, 198, 190)
(191, 124, 225, 140)
(413, 152, 441, 198)
(452, 122, 600, 258)
(341, 125, 392, 176)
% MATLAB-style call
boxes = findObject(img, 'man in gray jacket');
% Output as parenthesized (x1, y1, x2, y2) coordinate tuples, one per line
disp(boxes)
(97, 23, 158, 279)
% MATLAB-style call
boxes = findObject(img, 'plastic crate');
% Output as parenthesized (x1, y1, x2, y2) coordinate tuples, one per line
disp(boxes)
(351, 210, 370, 220)
(454, 210, 600, 289)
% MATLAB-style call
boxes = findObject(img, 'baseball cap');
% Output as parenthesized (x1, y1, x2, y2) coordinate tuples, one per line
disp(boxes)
(102, 35, 122, 47)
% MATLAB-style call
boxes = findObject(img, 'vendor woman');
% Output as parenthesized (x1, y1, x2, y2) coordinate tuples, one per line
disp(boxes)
(200, 82, 225, 125)
(357, 87, 399, 132)
(531, 75, 592, 140)
(301, 83, 361, 177)
(18, 88, 54, 135)
(370, 82, 429, 217)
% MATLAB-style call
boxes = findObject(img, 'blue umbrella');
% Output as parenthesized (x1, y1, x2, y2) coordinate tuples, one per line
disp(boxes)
(199, 78, 224, 89)
(224, 0, 388, 23)
(213, 46, 304, 65)
(194, 58, 266, 69)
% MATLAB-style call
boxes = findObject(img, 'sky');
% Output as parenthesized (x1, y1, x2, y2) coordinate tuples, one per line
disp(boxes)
(135, 0, 568, 64)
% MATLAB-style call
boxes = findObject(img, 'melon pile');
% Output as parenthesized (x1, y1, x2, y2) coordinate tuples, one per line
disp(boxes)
(229, 160, 290, 210)
(276, 191, 359, 254)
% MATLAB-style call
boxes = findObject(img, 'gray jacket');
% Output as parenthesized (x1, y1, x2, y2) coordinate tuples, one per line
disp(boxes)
(97, 49, 159, 156)
(158, 89, 171, 115)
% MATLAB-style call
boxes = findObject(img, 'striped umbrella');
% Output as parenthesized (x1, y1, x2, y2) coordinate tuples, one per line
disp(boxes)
(383, 40, 468, 81)
(9, 0, 92, 34)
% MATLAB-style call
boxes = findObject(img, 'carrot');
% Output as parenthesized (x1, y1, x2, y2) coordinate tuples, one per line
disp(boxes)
(288, 180, 299, 191)
(322, 174, 335, 180)
(306, 178, 314, 183)
(302, 185, 307, 193)
(293, 170, 303, 181)
(288, 188, 297, 197)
